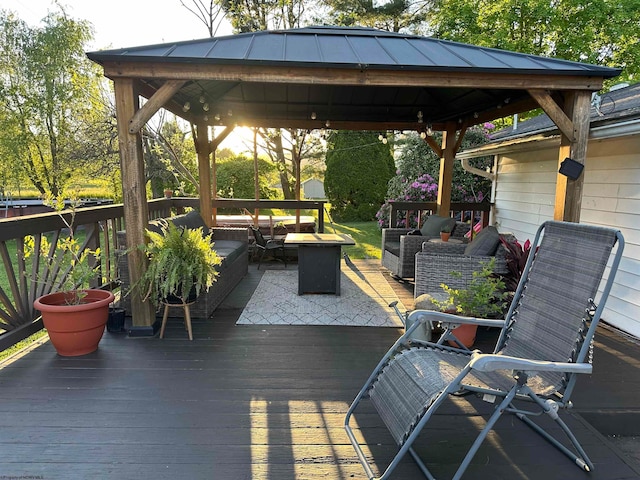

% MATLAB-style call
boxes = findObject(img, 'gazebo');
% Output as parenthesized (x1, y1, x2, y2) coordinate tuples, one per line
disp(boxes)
(87, 26, 620, 331)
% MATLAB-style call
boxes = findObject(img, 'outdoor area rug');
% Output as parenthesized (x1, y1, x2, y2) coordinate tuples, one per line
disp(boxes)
(236, 267, 405, 327)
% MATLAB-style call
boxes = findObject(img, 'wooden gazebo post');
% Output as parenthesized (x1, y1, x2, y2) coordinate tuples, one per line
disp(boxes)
(195, 121, 212, 227)
(528, 89, 592, 222)
(113, 78, 155, 330)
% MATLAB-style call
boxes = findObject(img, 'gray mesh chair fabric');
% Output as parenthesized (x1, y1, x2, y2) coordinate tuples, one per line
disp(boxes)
(345, 221, 624, 480)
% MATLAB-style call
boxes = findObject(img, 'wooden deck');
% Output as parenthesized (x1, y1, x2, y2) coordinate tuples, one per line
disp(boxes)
(0, 261, 639, 479)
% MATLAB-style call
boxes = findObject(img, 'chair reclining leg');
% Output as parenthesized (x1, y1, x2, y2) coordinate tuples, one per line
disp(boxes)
(515, 385, 594, 471)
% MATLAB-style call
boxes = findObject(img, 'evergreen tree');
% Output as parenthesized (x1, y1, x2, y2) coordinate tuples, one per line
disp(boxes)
(325, 131, 395, 221)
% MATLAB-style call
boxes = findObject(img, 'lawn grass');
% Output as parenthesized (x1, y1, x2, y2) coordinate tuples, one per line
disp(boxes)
(329, 221, 382, 259)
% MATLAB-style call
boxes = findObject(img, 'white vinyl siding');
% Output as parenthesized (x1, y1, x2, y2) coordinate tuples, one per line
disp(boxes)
(493, 135, 640, 338)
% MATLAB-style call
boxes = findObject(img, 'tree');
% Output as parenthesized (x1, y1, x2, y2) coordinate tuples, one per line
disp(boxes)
(0, 9, 113, 197)
(180, 0, 227, 36)
(142, 114, 199, 198)
(428, 0, 640, 84)
(325, 131, 395, 221)
(376, 128, 493, 228)
(181, 0, 326, 199)
(320, 0, 430, 33)
(215, 154, 279, 200)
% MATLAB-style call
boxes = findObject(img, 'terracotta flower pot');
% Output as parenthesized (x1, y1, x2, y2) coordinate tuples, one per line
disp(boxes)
(440, 232, 451, 242)
(34, 289, 115, 356)
(448, 323, 477, 348)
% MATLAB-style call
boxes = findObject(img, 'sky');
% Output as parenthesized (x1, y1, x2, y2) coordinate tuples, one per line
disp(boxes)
(2, 0, 259, 150)
(2, 0, 233, 50)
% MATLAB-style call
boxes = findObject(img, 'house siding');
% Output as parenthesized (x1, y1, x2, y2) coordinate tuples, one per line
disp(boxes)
(494, 135, 640, 338)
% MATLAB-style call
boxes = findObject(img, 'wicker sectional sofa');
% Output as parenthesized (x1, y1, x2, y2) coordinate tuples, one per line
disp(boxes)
(381, 221, 470, 279)
(117, 211, 249, 319)
(414, 232, 516, 298)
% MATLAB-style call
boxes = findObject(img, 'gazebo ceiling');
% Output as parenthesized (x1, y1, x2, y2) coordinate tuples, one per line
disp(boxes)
(87, 26, 621, 131)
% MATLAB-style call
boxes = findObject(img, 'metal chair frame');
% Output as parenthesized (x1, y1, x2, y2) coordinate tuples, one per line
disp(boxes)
(345, 221, 625, 480)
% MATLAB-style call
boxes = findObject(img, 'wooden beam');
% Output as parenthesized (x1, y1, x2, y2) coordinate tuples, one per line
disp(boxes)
(101, 61, 606, 91)
(528, 89, 575, 142)
(423, 134, 442, 158)
(453, 125, 468, 154)
(436, 123, 457, 216)
(195, 122, 213, 227)
(128, 80, 186, 133)
(113, 78, 155, 329)
(211, 125, 234, 151)
(553, 91, 591, 222)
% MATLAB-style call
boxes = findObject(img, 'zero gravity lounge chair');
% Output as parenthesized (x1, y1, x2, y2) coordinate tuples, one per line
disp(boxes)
(345, 221, 625, 480)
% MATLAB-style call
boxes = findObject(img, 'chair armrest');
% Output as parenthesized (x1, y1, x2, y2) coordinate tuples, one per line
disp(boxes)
(420, 242, 468, 254)
(469, 353, 593, 374)
(399, 234, 429, 256)
(382, 228, 411, 245)
(210, 226, 249, 243)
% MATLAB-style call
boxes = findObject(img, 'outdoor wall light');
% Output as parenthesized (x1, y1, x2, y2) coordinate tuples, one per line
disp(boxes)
(559, 157, 584, 180)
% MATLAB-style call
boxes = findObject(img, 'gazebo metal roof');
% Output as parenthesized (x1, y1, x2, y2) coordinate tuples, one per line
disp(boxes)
(87, 26, 620, 131)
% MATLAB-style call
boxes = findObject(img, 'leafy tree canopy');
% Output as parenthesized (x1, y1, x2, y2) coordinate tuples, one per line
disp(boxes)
(325, 131, 395, 221)
(215, 154, 280, 201)
(428, 0, 640, 84)
(0, 9, 113, 197)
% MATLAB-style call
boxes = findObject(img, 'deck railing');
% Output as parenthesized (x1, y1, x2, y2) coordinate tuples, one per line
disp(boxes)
(388, 201, 491, 229)
(0, 197, 325, 351)
(0, 199, 180, 350)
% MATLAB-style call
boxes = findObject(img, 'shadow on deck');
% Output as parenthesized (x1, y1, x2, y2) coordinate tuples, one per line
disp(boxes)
(0, 260, 638, 479)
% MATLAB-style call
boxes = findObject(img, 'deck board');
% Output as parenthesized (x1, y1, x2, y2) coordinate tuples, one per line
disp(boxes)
(0, 260, 638, 479)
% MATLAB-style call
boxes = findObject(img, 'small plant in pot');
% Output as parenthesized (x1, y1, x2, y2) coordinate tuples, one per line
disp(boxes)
(440, 224, 452, 242)
(136, 222, 221, 307)
(31, 195, 115, 356)
(432, 258, 508, 348)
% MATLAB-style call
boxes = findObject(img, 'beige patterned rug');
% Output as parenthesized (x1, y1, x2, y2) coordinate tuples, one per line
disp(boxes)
(236, 267, 405, 327)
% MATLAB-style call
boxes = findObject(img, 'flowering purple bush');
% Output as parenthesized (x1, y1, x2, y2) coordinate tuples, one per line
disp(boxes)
(376, 173, 483, 228)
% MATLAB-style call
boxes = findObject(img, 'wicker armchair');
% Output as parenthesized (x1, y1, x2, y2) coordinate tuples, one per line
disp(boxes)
(381, 221, 470, 278)
(414, 233, 516, 298)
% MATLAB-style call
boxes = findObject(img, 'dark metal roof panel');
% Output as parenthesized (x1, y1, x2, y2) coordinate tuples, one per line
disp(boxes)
(87, 26, 620, 77)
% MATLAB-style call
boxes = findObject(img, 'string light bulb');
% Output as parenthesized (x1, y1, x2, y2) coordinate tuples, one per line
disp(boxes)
(417, 110, 423, 123)
(426, 124, 433, 136)
(182, 102, 191, 112)
(203, 103, 210, 112)
(311, 111, 317, 120)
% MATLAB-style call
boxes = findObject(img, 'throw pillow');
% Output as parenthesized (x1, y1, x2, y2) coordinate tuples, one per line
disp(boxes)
(464, 226, 500, 256)
(407, 229, 422, 236)
(420, 215, 456, 237)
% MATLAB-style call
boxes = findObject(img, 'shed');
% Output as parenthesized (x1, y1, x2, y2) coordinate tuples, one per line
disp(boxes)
(302, 178, 325, 199)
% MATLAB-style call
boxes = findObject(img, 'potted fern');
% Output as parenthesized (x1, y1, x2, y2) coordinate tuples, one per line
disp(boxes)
(136, 222, 221, 307)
